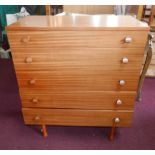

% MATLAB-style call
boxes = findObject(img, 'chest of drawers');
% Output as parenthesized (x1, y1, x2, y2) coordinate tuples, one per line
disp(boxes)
(6, 15, 149, 140)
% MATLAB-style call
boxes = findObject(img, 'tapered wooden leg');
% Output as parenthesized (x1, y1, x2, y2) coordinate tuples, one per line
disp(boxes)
(41, 125, 48, 138)
(109, 122, 116, 141)
(109, 117, 120, 141)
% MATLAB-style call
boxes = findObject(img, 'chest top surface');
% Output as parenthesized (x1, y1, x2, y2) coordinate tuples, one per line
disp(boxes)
(6, 15, 149, 31)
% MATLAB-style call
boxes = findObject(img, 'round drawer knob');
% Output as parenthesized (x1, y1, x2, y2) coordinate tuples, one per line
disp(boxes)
(122, 57, 128, 64)
(124, 37, 132, 43)
(119, 80, 125, 86)
(29, 79, 36, 85)
(116, 99, 122, 105)
(21, 36, 30, 43)
(114, 117, 120, 123)
(32, 98, 38, 103)
(34, 115, 40, 121)
(25, 57, 32, 63)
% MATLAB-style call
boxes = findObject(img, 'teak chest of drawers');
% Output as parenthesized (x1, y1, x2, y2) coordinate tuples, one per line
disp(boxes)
(6, 15, 149, 140)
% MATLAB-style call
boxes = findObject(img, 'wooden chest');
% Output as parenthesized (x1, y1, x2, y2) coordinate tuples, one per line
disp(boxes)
(6, 15, 149, 140)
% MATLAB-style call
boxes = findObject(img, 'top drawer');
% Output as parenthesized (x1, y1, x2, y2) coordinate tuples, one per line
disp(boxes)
(7, 31, 148, 48)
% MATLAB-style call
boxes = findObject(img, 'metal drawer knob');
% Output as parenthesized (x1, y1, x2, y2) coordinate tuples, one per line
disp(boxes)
(119, 80, 125, 86)
(25, 57, 32, 63)
(124, 37, 132, 43)
(114, 117, 120, 123)
(122, 57, 128, 64)
(116, 99, 122, 105)
(21, 36, 30, 43)
(32, 98, 38, 103)
(29, 79, 36, 85)
(34, 115, 40, 121)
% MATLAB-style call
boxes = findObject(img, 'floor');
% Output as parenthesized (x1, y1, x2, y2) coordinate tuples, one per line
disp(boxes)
(0, 59, 155, 150)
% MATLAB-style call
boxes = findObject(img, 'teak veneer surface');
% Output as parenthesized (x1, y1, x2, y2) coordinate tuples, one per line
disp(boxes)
(11, 48, 144, 71)
(6, 15, 149, 31)
(20, 91, 136, 110)
(7, 31, 148, 48)
(22, 108, 133, 127)
(6, 15, 149, 138)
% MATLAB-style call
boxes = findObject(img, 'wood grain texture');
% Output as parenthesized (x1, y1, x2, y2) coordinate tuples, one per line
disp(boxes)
(7, 31, 148, 48)
(22, 108, 133, 127)
(11, 48, 144, 71)
(16, 70, 140, 91)
(20, 91, 136, 110)
(6, 15, 149, 130)
(6, 15, 149, 31)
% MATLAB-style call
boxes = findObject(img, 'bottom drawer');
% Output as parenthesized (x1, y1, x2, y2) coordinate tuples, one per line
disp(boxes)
(22, 108, 133, 127)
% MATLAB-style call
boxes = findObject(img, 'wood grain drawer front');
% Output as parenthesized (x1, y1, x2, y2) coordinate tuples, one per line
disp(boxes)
(22, 108, 133, 127)
(8, 31, 148, 48)
(20, 91, 136, 110)
(16, 70, 140, 91)
(12, 48, 144, 71)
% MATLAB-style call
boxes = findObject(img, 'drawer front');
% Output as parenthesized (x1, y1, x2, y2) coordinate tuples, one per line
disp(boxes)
(11, 48, 144, 71)
(8, 31, 148, 48)
(16, 70, 140, 91)
(20, 91, 136, 110)
(22, 108, 133, 127)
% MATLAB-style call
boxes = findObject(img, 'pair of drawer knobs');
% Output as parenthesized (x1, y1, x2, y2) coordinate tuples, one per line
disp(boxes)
(34, 115, 120, 123)
(25, 57, 129, 64)
(31, 98, 123, 106)
(29, 79, 126, 86)
(21, 36, 132, 44)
